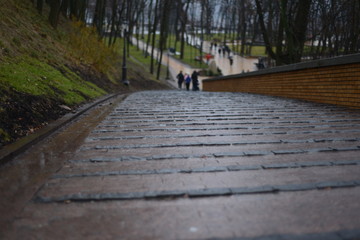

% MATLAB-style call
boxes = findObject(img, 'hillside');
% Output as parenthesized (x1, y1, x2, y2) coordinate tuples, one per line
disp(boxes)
(0, 0, 169, 147)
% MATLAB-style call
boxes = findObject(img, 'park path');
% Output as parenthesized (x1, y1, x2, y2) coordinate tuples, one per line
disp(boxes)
(130, 37, 257, 89)
(2, 90, 360, 239)
(200, 39, 258, 75)
(130, 37, 200, 88)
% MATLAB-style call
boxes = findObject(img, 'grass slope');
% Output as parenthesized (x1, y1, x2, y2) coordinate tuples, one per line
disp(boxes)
(0, 0, 169, 147)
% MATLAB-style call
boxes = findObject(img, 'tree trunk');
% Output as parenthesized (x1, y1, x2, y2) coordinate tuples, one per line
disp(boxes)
(256, 0, 312, 65)
(78, 0, 87, 22)
(145, 0, 153, 57)
(255, 0, 277, 60)
(48, 0, 61, 29)
(239, 1, 247, 55)
(108, 0, 118, 47)
(36, 0, 43, 14)
(60, 0, 70, 17)
(93, 0, 106, 37)
(150, 0, 159, 74)
(289, 0, 312, 63)
(179, 0, 191, 59)
(156, 0, 171, 80)
(349, 0, 360, 53)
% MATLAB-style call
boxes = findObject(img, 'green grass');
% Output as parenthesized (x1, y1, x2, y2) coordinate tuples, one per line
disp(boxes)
(247, 46, 268, 57)
(128, 45, 170, 80)
(150, 34, 207, 69)
(0, 56, 106, 105)
(0, 0, 170, 145)
(111, 34, 210, 70)
(111, 38, 173, 80)
(112, 38, 154, 73)
(173, 45, 207, 69)
(0, 0, 114, 106)
(128, 41, 154, 66)
(0, 129, 11, 143)
(191, 33, 270, 57)
(166, 35, 207, 69)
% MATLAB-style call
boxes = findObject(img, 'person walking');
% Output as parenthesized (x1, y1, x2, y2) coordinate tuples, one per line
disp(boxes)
(184, 73, 191, 91)
(205, 54, 212, 64)
(229, 56, 233, 66)
(176, 71, 184, 89)
(191, 70, 199, 91)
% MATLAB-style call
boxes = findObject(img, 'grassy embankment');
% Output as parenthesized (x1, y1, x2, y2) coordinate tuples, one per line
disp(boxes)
(0, 0, 168, 146)
(115, 39, 169, 80)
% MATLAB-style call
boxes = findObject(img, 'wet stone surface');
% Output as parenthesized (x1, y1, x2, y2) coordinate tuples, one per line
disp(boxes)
(2, 90, 360, 239)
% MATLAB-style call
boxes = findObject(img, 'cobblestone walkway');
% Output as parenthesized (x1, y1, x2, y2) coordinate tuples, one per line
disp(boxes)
(6, 90, 360, 239)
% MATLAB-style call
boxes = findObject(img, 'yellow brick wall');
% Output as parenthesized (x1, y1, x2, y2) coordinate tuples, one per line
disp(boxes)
(203, 63, 360, 109)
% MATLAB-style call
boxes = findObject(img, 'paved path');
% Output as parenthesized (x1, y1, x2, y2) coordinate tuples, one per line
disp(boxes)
(131, 37, 257, 90)
(186, 35, 258, 75)
(2, 90, 360, 239)
(130, 38, 204, 89)
(201, 40, 258, 75)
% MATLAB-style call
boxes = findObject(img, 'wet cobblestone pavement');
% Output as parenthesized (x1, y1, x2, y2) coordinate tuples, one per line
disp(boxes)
(3, 90, 360, 239)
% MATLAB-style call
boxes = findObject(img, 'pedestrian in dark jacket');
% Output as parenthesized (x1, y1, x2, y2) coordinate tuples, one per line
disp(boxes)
(177, 71, 184, 89)
(191, 71, 199, 91)
(185, 73, 191, 91)
(229, 56, 233, 66)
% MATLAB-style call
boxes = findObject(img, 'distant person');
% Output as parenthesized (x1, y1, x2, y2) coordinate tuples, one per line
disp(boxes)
(205, 54, 212, 64)
(256, 58, 265, 69)
(176, 71, 184, 89)
(184, 73, 191, 91)
(225, 45, 231, 55)
(191, 71, 199, 91)
(229, 56, 233, 66)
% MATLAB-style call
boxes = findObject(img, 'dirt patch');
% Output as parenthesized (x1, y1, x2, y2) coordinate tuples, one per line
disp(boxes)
(0, 88, 69, 147)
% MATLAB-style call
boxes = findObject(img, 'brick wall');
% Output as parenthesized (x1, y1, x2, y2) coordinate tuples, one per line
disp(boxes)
(203, 54, 360, 109)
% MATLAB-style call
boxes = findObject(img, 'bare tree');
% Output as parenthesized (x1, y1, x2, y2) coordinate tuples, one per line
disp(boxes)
(107, 0, 119, 46)
(144, 0, 154, 58)
(150, 0, 160, 74)
(177, 0, 191, 59)
(255, 0, 312, 65)
(48, 0, 61, 29)
(309, 0, 360, 58)
(36, 0, 44, 14)
(156, 0, 172, 79)
(32, 0, 360, 68)
(93, 0, 106, 36)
